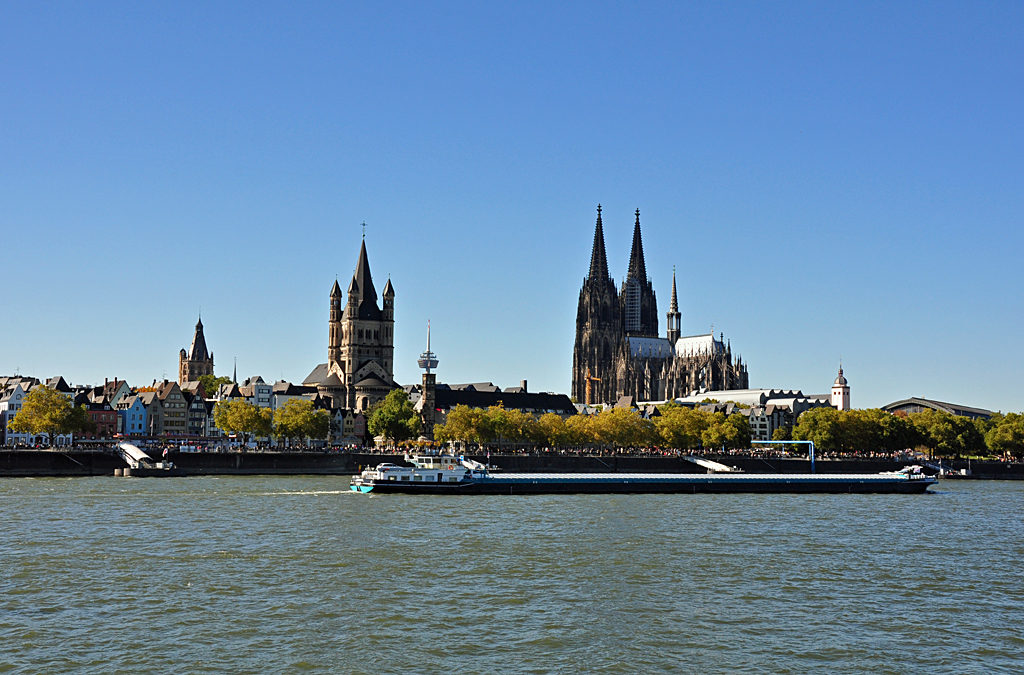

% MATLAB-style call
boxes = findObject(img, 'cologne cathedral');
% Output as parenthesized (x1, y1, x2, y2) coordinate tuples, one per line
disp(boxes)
(572, 206, 748, 405)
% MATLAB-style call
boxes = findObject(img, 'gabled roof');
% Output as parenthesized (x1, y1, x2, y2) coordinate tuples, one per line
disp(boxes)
(321, 372, 344, 387)
(303, 363, 330, 386)
(46, 376, 72, 393)
(449, 382, 500, 393)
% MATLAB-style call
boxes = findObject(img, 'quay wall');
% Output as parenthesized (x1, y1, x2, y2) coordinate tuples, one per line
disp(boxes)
(3, 450, 1024, 479)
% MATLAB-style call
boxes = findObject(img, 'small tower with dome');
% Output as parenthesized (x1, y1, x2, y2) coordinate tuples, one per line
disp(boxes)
(831, 363, 850, 411)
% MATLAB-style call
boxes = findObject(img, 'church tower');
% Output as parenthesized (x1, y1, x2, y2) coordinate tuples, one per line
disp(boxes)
(666, 268, 681, 344)
(572, 205, 621, 404)
(328, 279, 342, 365)
(831, 364, 850, 411)
(330, 238, 395, 411)
(179, 316, 214, 384)
(620, 209, 658, 337)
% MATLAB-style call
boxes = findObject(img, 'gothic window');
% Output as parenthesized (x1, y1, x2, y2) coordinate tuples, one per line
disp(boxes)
(374, 330, 379, 340)
(359, 329, 364, 339)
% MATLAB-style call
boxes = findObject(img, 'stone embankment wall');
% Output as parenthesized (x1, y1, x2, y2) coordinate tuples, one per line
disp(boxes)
(3, 449, 1024, 479)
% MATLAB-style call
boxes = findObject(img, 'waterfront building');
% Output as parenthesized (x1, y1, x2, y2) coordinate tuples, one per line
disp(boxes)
(80, 400, 118, 440)
(304, 238, 397, 412)
(139, 391, 163, 436)
(831, 365, 851, 411)
(270, 380, 319, 411)
(881, 397, 993, 420)
(154, 380, 187, 437)
(117, 394, 148, 437)
(572, 206, 748, 405)
(179, 317, 214, 384)
(0, 380, 32, 446)
(239, 376, 272, 408)
(183, 390, 209, 437)
(0, 377, 72, 446)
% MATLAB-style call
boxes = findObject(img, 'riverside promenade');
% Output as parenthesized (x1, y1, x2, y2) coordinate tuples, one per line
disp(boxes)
(3, 448, 1024, 479)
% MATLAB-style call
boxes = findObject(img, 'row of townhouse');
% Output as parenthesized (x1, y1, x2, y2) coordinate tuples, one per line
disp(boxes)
(0, 376, 74, 446)
(2, 373, 368, 446)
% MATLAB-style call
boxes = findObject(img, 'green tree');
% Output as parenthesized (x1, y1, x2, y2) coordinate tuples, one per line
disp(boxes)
(7, 386, 94, 446)
(197, 375, 232, 398)
(65, 405, 97, 442)
(700, 412, 740, 449)
(985, 412, 1024, 458)
(366, 389, 420, 443)
(538, 413, 574, 446)
(591, 407, 656, 448)
(214, 399, 273, 444)
(909, 409, 987, 458)
(439, 405, 496, 444)
(725, 413, 751, 449)
(655, 403, 712, 449)
(793, 407, 845, 452)
(565, 414, 595, 445)
(274, 399, 330, 447)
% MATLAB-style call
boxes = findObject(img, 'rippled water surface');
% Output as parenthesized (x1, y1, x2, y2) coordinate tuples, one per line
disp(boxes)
(1, 477, 1022, 673)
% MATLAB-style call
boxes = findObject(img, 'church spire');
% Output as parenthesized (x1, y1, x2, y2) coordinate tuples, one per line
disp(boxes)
(669, 266, 678, 313)
(189, 315, 209, 361)
(666, 266, 681, 344)
(588, 204, 610, 281)
(352, 238, 377, 305)
(627, 208, 647, 282)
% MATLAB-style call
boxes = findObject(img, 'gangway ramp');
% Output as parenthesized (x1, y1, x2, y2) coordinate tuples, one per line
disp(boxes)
(682, 456, 744, 473)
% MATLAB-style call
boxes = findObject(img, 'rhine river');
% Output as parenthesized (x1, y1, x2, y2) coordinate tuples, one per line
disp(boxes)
(1, 476, 1022, 674)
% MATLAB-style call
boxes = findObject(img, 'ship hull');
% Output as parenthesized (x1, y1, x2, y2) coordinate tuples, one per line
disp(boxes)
(350, 473, 936, 495)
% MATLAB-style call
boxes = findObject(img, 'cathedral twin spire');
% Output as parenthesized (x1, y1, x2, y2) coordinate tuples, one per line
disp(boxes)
(588, 205, 651, 285)
(626, 208, 648, 283)
(588, 204, 610, 282)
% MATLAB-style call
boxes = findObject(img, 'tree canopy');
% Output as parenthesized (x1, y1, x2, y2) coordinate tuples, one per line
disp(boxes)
(213, 399, 273, 443)
(197, 375, 233, 398)
(366, 389, 420, 443)
(273, 399, 330, 445)
(7, 386, 95, 445)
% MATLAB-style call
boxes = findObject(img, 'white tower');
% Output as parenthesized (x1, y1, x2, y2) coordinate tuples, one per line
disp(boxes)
(831, 363, 850, 411)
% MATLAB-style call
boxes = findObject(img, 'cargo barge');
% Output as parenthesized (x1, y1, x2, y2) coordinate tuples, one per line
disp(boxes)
(350, 455, 937, 495)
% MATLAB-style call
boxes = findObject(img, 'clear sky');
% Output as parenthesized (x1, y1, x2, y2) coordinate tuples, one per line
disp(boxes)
(2, 2, 1022, 411)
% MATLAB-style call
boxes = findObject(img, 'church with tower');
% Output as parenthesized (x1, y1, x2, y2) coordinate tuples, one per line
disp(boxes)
(179, 317, 214, 384)
(572, 205, 749, 405)
(304, 238, 396, 411)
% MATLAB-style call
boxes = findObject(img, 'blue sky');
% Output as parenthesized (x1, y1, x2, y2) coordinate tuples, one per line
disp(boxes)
(2, 2, 1022, 411)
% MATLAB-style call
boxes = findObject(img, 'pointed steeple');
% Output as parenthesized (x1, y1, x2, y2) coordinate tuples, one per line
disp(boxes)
(669, 267, 678, 313)
(666, 266, 681, 344)
(232, 357, 237, 384)
(626, 208, 647, 282)
(330, 279, 342, 297)
(343, 238, 382, 321)
(189, 315, 209, 361)
(588, 204, 610, 281)
(353, 239, 377, 305)
(382, 277, 394, 298)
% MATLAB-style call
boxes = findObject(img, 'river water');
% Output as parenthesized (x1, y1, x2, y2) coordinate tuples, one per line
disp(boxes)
(1, 476, 1022, 674)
